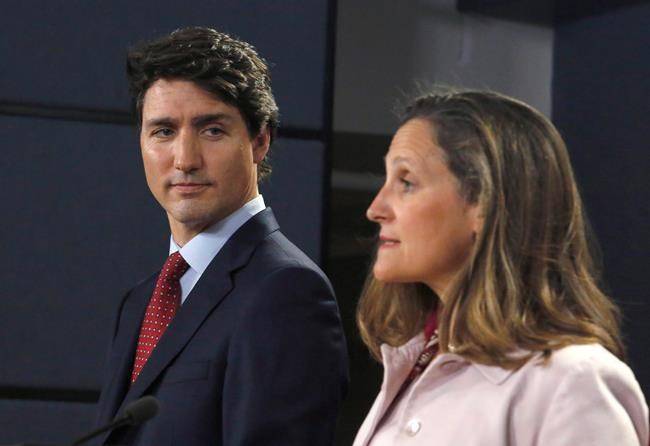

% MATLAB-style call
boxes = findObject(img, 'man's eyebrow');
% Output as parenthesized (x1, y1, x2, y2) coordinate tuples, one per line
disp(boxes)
(191, 113, 235, 127)
(143, 113, 236, 128)
(144, 117, 177, 128)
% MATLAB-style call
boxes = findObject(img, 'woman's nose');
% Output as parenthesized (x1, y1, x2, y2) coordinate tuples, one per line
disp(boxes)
(366, 185, 390, 222)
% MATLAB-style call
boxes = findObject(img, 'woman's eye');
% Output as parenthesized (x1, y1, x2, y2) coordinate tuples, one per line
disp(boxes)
(400, 178, 414, 191)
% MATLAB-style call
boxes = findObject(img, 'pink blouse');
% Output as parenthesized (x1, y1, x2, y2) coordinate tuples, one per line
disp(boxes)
(354, 336, 648, 446)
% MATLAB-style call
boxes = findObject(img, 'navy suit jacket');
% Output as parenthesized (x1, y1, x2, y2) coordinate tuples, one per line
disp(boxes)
(94, 208, 349, 445)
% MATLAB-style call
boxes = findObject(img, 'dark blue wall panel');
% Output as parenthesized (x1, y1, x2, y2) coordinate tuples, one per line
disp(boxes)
(0, 400, 95, 445)
(553, 3, 650, 396)
(0, 0, 329, 130)
(0, 117, 164, 390)
(261, 138, 325, 262)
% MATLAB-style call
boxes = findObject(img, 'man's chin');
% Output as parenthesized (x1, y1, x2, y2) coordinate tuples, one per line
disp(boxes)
(167, 208, 221, 232)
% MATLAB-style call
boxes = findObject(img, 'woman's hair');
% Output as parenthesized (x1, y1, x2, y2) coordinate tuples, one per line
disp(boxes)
(357, 89, 624, 368)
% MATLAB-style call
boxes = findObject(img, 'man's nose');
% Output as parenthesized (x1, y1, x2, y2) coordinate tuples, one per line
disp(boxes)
(174, 131, 202, 172)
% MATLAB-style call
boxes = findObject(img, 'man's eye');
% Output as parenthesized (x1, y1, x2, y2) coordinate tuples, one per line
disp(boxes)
(152, 128, 174, 137)
(204, 127, 224, 136)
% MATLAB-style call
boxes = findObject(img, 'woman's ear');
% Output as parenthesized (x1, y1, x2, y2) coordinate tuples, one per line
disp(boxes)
(467, 202, 484, 239)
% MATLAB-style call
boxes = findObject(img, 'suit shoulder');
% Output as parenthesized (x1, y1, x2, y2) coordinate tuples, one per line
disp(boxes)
(250, 230, 328, 279)
(239, 237, 337, 311)
(543, 344, 634, 381)
(502, 344, 641, 399)
(516, 344, 645, 410)
(528, 346, 649, 444)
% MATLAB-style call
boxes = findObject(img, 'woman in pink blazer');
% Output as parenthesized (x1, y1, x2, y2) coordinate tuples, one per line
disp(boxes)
(354, 90, 648, 445)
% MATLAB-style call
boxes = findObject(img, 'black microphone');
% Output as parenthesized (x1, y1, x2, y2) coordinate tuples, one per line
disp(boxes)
(119, 396, 159, 426)
(69, 396, 160, 446)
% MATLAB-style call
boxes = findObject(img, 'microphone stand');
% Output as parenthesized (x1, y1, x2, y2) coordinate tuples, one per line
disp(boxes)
(2, 396, 158, 446)
(69, 416, 131, 446)
(69, 396, 159, 446)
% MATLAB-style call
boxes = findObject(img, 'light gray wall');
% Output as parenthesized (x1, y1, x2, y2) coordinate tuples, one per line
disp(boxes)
(333, 0, 553, 135)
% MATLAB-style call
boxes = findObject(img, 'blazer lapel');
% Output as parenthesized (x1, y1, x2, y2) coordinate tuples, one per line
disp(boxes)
(112, 208, 280, 417)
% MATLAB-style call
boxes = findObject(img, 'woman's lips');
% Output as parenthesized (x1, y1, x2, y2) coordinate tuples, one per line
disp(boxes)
(378, 236, 400, 248)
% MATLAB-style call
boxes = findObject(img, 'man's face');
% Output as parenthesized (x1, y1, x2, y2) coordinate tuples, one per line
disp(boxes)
(140, 79, 269, 245)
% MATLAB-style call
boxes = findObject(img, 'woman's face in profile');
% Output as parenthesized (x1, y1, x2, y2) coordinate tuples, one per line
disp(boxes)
(367, 118, 480, 295)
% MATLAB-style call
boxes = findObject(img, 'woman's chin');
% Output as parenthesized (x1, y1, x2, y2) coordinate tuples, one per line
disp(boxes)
(373, 265, 407, 283)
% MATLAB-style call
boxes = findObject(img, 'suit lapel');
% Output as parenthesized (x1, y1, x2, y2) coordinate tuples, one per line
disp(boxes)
(97, 276, 156, 425)
(112, 208, 280, 417)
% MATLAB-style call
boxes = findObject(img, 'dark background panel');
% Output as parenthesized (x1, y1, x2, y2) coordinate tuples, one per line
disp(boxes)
(261, 138, 326, 262)
(0, 116, 168, 390)
(0, 0, 328, 130)
(0, 116, 325, 391)
(458, 0, 649, 25)
(0, 399, 96, 445)
(553, 2, 650, 395)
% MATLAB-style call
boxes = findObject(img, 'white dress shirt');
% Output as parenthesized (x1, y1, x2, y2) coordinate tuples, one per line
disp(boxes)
(169, 195, 266, 304)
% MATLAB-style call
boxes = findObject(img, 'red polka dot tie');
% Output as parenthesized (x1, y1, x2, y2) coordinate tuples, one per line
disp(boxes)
(131, 251, 189, 383)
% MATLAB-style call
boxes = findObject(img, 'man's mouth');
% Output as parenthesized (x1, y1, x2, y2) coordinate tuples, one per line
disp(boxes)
(171, 182, 210, 193)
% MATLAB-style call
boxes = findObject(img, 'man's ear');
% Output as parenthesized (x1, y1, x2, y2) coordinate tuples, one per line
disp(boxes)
(252, 126, 271, 164)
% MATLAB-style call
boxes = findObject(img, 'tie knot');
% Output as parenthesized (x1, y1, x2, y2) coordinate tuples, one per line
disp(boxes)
(161, 251, 189, 282)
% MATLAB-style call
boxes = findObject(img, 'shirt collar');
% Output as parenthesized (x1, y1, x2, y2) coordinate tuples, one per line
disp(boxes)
(471, 348, 534, 384)
(471, 362, 517, 385)
(381, 332, 519, 385)
(169, 195, 266, 275)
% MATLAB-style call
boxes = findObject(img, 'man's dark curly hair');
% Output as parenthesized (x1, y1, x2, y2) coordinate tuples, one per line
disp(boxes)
(126, 26, 279, 180)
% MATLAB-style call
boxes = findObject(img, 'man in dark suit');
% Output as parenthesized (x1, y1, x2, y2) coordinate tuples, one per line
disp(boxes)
(94, 27, 349, 445)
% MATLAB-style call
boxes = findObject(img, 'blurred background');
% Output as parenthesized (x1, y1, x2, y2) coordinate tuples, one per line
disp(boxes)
(0, 1, 648, 444)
